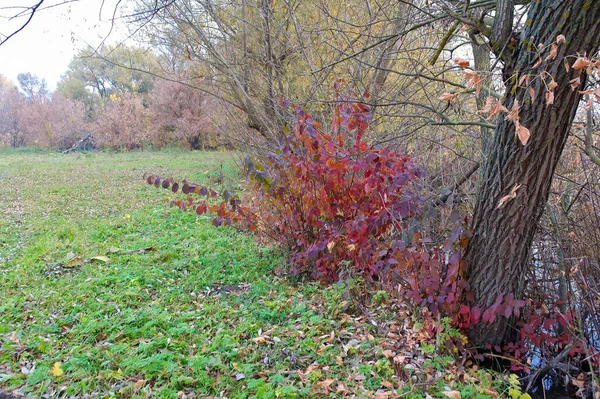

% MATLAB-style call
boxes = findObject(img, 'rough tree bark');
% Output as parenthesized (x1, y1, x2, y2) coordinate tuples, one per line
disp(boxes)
(466, 0, 600, 346)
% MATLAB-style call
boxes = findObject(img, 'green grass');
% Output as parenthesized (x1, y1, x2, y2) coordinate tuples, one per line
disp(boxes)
(0, 149, 505, 398)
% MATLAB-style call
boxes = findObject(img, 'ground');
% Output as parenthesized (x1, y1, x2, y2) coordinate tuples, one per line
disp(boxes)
(0, 149, 509, 398)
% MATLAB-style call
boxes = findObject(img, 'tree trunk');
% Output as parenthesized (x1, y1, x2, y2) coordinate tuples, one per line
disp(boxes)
(466, 0, 600, 346)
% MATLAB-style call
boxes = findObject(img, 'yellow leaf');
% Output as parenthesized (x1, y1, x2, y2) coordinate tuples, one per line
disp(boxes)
(50, 362, 64, 377)
(91, 255, 110, 263)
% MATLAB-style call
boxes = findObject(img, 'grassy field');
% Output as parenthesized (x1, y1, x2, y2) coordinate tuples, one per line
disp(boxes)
(0, 149, 505, 399)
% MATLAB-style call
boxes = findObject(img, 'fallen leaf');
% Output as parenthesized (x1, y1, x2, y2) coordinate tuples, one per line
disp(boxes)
(393, 355, 406, 365)
(64, 256, 84, 268)
(336, 382, 350, 394)
(482, 388, 499, 397)
(548, 79, 558, 90)
(50, 362, 64, 377)
(442, 391, 461, 399)
(234, 373, 245, 381)
(91, 255, 110, 263)
(9, 332, 20, 344)
(317, 379, 335, 389)
(382, 349, 394, 359)
(556, 34, 566, 44)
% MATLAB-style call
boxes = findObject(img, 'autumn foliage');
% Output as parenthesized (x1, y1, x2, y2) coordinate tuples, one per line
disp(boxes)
(150, 98, 424, 281)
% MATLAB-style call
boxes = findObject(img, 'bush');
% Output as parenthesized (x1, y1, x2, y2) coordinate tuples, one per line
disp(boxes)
(150, 100, 424, 283)
(242, 102, 424, 282)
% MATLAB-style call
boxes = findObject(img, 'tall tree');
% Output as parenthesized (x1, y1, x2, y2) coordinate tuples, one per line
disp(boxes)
(17, 72, 48, 99)
(464, 0, 600, 346)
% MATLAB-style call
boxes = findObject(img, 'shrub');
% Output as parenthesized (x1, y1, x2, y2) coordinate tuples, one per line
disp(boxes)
(150, 99, 423, 282)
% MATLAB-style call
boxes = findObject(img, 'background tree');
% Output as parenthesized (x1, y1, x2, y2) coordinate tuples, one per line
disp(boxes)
(17, 72, 48, 99)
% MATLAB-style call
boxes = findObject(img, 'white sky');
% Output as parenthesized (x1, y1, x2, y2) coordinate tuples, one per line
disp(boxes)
(0, 0, 128, 90)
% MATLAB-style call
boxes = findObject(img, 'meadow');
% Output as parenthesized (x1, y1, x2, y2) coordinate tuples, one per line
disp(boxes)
(0, 150, 502, 398)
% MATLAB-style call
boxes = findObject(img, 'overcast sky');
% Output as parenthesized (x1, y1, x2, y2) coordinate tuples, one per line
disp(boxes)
(0, 0, 128, 90)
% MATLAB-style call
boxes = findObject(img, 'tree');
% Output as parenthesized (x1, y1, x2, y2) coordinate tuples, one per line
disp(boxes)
(149, 78, 221, 150)
(17, 72, 48, 99)
(132, 0, 600, 347)
(58, 45, 158, 99)
(0, 76, 24, 147)
(463, 0, 600, 346)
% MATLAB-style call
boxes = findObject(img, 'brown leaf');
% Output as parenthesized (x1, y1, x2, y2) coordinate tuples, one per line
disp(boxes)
(497, 184, 523, 209)
(479, 96, 495, 114)
(454, 58, 470, 68)
(317, 379, 335, 390)
(439, 92, 459, 102)
(482, 388, 499, 397)
(529, 87, 536, 102)
(473, 75, 482, 96)
(442, 391, 461, 399)
(573, 56, 591, 71)
(253, 336, 267, 345)
(463, 69, 477, 80)
(393, 355, 406, 365)
(382, 349, 395, 359)
(569, 77, 581, 90)
(518, 74, 529, 86)
(556, 34, 566, 44)
(488, 99, 509, 120)
(381, 381, 394, 388)
(548, 79, 558, 90)
(506, 100, 520, 123)
(64, 256, 84, 268)
(545, 43, 558, 61)
(545, 90, 555, 106)
(336, 382, 351, 394)
(516, 124, 531, 145)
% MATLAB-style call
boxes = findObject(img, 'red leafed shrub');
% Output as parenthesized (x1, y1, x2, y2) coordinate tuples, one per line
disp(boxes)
(243, 101, 424, 282)
(149, 98, 424, 282)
